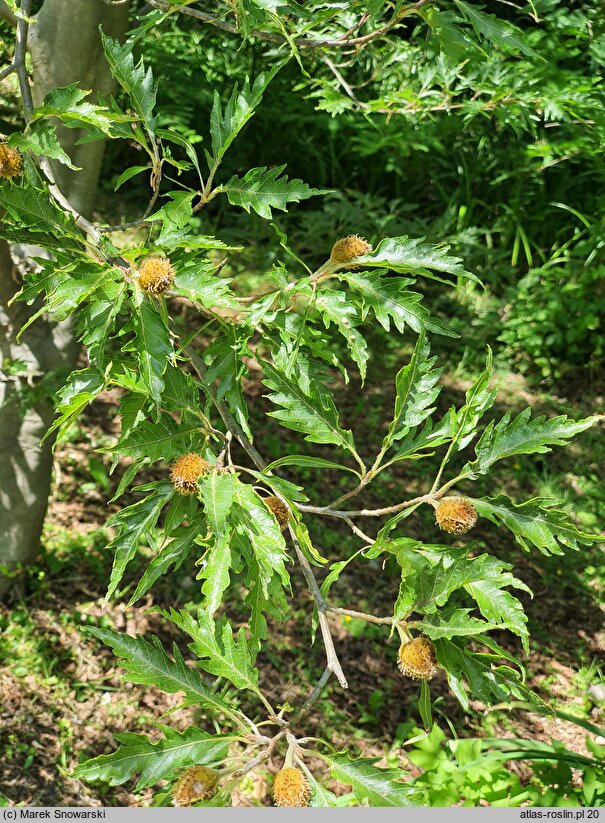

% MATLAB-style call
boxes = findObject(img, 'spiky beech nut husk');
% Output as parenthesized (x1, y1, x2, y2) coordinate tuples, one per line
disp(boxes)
(272, 767, 310, 808)
(398, 636, 437, 680)
(435, 496, 478, 535)
(264, 495, 290, 531)
(0, 144, 22, 179)
(137, 255, 175, 295)
(329, 235, 372, 268)
(170, 452, 210, 495)
(173, 765, 218, 806)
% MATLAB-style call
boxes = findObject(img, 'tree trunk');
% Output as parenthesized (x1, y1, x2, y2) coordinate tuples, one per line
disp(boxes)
(29, 0, 131, 219)
(0, 240, 79, 597)
(0, 1, 129, 599)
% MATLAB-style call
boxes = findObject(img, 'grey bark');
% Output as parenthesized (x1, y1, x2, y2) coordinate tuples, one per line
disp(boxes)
(0, 0, 129, 599)
(28, 0, 131, 219)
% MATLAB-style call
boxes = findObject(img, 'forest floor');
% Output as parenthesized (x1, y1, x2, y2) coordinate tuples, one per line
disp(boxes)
(1, 325, 604, 807)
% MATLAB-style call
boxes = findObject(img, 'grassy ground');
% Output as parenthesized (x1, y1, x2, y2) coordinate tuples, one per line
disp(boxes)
(0, 311, 604, 807)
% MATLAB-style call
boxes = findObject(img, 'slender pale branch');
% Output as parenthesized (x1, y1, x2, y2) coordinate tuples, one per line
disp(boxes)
(288, 526, 348, 689)
(327, 606, 394, 625)
(183, 338, 349, 690)
(299, 491, 433, 519)
(291, 666, 331, 725)
(13, 0, 32, 117)
(343, 515, 375, 544)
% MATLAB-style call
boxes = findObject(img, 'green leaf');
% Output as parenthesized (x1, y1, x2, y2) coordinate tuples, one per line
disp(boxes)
(87, 627, 243, 722)
(199, 531, 233, 618)
(262, 358, 356, 454)
(105, 481, 174, 600)
(16, 258, 118, 336)
(418, 609, 501, 639)
(223, 165, 326, 219)
(472, 495, 601, 556)
(173, 257, 237, 309)
(465, 576, 529, 653)
(101, 33, 157, 134)
(244, 560, 289, 654)
(129, 516, 204, 604)
(263, 454, 358, 475)
(422, 7, 478, 64)
(454, 1, 538, 57)
(447, 348, 497, 452)
(0, 185, 80, 245)
(44, 366, 105, 444)
(114, 165, 149, 191)
(433, 637, 536, 710)
(108, 413, 201, 464)
(315, 289, 368, 381)
(208, 66, 283, 165)
(232, 482, 290, 594)
(325, 755, 415, 807)
(161, 363, 200, 412)
(148, 190, 195, 236)
(9, 121, 79, 169)
(198, 474, 239, 616)
(76, 281, 126, 365)
(32, 83, 134, 137)
(243, 467, 308, 503)
(133, 291, 173, 404)
(414, 551, 530, 648)
(343, 271, 455, 337)
(303, 767, 339, 807)
(74, 725, 231, 789)
(156, 127, 204, 186)
(464, 408, 597, 477)
(202, 328, 253, 439)
(200, 472, 237, 536)
(165, 608, 261, 696)
(384, 329, 442, 449)
(355, 235, 474, 282)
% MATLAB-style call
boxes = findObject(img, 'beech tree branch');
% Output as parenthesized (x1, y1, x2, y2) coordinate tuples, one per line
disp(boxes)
(144, 0, 433, 50)
(183, 340, 349, 690)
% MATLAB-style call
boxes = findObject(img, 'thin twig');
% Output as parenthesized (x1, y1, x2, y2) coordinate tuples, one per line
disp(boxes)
(291, 667, 331, 725)
(298, 491, 432, 519)
(0, 61, 17, 82)
(343, 515, 375, 544)
(288, 526, 348, 689)
(14, 0, 32, 117)
(327, 606, 394, 626)
(323, 55, 366, 109)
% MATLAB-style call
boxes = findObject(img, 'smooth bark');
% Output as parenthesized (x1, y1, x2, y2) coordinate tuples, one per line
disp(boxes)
(0, 1, 129, 598)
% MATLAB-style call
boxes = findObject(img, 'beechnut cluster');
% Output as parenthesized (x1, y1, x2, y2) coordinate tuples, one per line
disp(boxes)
(169, 455, 291, 530)
(173, 766, 219, 806)
(435, 496, 478, 535)
(329, 234, 372, 268)
(136, 255, 175, 295)
(0, 144, 22, 179)
(272, 767, 310, 807)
